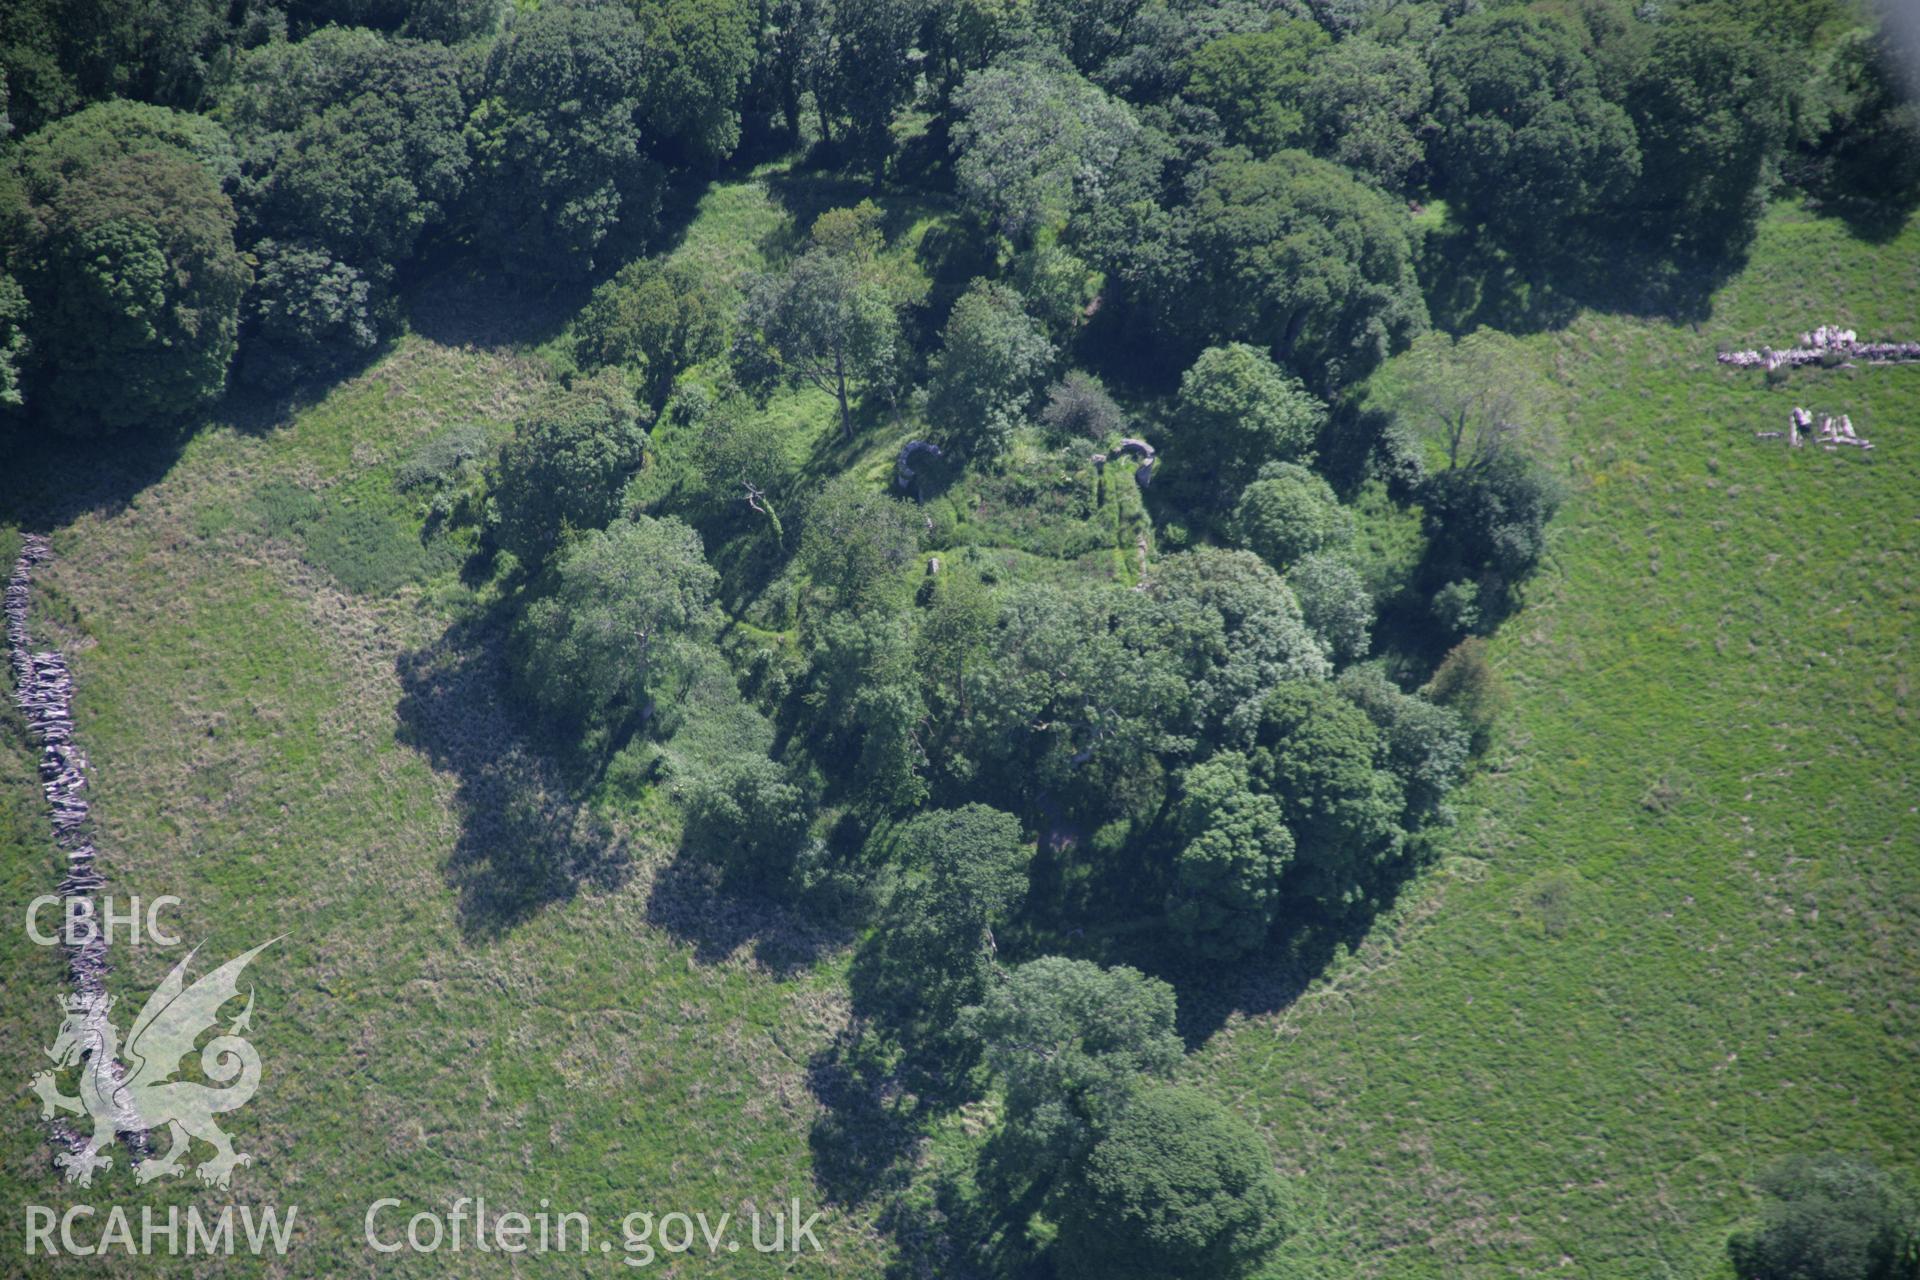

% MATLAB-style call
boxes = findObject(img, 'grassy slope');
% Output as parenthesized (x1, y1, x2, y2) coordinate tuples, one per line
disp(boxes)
(0, 318, 887, 1273)
(1206, 206, 1920, 1278)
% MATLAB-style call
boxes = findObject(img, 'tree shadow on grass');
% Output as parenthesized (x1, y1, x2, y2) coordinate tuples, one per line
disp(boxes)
(393, 608, 632, 939)
(406, 262, 591, 352)
(804, 1025, 930, 1210)
(1422, 225, 1740, 338)
(0, 420, 190, 534)
(642, 848, 853, 977)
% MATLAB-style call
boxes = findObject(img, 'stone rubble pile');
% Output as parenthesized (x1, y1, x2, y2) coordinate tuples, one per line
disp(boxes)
(8, 535, 149, 1162)
(1718, 325, 1920, 371)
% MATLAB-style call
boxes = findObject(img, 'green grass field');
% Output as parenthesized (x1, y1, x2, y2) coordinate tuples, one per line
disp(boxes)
(1202, 205, 1920, 1278)
(0, 185, 1913, 1278)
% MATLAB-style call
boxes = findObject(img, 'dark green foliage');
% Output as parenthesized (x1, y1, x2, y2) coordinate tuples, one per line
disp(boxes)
(510, 514, 720, 734)
(1729, 1154, 1920, 1280)
(236, 239, 381, 388)
(1231, 463, 1353, 569)
(632, 0, 756, 166)
(404, 0, 504, 42)
(1300, 34, 1433, 192)
(924, 278, 1055, 461)
(963, 956, 1180, 1167)
(1420, 449, 1562, 625)
(0, 0, 81, 137)
(1039, 370, 1127, 443)
(280, 0, 501, 41)
(221, 28, 471, 271)
(12, 98, 239, 192)
(1252, 679, 1403, 911)
(1429, 10, 1641, 251)
(1288, 551, 1372, 665)
(951, 53, 1139, 242)
(1430, 577, 1480, 635)
(1174, 150, 1427, 392)
(0, 271, 29, 410)
(573, 257, 729, 407)
(1182, 21, 1329, 156)
(1335, 663, 1467, 825)
(1168, 750, 1293, 958)
(7, 106, 249, 433)
(1031, 0, 1150, 76)
(1175, 343, 1326, 504)
(936, 580, 1183, 815)
(1055, 1084, 1289, 1280)
(854, 805, 1031, 1049)
(465, 0, 666, 278)
(490, 375, 648, 567)
(0, 0, 239, 134)
(1133, 547, 1330, 748)
(681, 751, 813, 886)
(815, 0, 929, 167)
(1792, 23, 1920, 219)
(796, 473, 920, 607)
(803, 606, 928, 809)
(1422, 636, 1506, 754)
(1621, 4, 1796, 260)
(1093, 0, 1278, 103)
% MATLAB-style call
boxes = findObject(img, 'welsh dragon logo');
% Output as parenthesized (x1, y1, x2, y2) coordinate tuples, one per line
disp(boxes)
(31, 939, 277, 1188)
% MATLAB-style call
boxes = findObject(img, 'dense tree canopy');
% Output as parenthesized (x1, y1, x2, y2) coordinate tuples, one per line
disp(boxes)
(573, 257, 729, 408)
(1253, 679, 1403, 911)
(236, 237, 381, 387)
(510, 514, 720, 735)
(795, 473, 920, 606)
(854, 804, 1032, 1047)
(924, 278, 1056, 461)
(1729, 1154, 1920, 1280)
(1055, 1084, 1289, 1280)
(1173, 149, 1428, 391)
(1182, 21, 1329, 156)
(1288, 551, 1374, 666)
(1168, 750, 1294, 958)
(1621, 3, 1797, 260)
(490, 376, 648, 567)
(1429, 10, 1641, 251)
(0, 270, 29, 410)
(964, 956, 1181, 1167)
(1794, 23, 1920, 214)
(465, 0, 665, 277)
(5, 103, 249, 433)
(631, 0, 756, 167)
(1232, 462, 1354, 569)
(951, 53, 1140, 243)
(1174, 343, 1326, 502)
(220, 28, 470, 272)
(1300, 35, 1433, 192)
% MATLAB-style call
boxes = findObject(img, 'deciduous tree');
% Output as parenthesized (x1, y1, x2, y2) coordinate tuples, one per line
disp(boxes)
(510, 514, 720, 733)
(1175, 343, 1325, 501)
(491, 376, 648, 567)
(1055, 1085, 1289, 1280)
(924, 278, 1055, 461)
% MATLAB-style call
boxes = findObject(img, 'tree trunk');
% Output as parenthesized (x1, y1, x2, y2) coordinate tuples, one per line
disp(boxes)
(834, 351, 853, 441)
